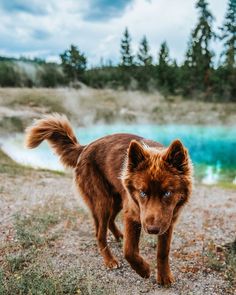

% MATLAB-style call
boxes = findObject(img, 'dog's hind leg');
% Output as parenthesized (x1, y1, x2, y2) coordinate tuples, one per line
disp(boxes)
(109, 196, 123, 241)
(75, 171, 119, 269)
(95, 208, 120, 269)
(80, 196, 119, 269)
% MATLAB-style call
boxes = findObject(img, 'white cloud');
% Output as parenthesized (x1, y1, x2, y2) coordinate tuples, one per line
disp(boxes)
(0, 0, 228, 65)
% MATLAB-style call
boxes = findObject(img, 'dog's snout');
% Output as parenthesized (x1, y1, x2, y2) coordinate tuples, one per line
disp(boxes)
(146, 225, 160, 235)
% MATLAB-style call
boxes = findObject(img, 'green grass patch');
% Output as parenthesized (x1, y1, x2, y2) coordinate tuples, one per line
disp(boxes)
(0, 203, 100, 295)
(205, 242, 225, 272)
(216, 181, 236, 190)
(0, 149, 66, 176)
(6, 251, 35, 273)
(205, 240, 236, 290)
(1, 265, 71, 295)
(1, 203, 113, 294)
(0, 149, 30, 176)
(0, 264, 115, 295)
(0, 269, 5, 295)
(14, 210, 60, 249)
(10, 202, 85, 250)
(194, 164, 236, 189)
(0, 183, 113, 293)
(38, 168, 66, 176)
(224, 240, 236, 285)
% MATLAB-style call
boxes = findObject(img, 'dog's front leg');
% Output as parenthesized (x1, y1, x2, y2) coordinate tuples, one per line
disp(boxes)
(124, 215, 150, 278)
(157, 224, 175, 286)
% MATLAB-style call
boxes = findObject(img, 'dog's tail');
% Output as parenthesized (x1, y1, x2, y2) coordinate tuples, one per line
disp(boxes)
(25, 113, 83, 168)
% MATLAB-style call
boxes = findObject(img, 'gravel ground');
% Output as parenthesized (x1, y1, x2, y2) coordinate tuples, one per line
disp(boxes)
(0, 167, 235, 294)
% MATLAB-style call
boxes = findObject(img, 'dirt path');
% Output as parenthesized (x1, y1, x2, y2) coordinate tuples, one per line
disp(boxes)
(0, 161, 235, 294)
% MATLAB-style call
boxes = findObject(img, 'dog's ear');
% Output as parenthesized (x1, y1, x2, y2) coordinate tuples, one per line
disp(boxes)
(163, 139, 189, 172)
(128, 140, 147, 170)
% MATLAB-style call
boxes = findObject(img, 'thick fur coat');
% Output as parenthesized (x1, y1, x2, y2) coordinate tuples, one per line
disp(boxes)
(25, 114, 192, 286)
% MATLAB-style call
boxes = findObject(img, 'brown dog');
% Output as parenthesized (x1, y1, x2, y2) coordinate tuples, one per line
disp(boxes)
(25, 114, 192, 286)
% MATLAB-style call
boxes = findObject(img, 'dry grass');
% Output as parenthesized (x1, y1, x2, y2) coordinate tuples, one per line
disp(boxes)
(0, 87, 235, 135)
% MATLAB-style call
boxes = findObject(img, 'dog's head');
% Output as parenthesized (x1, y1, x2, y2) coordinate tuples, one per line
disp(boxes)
(122, 139, 192, 235)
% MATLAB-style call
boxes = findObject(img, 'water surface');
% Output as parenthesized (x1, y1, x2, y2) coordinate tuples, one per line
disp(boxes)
(1, 124, 235, 185)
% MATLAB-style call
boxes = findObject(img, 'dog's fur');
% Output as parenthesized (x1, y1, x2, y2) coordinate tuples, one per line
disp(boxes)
(25, 114, 193, 286)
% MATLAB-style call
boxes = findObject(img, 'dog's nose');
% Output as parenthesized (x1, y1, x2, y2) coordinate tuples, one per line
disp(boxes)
(146, 225, 160, 235)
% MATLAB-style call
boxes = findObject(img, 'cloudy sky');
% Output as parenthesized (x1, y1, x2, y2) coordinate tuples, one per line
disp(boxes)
(0, 0, 228, 66)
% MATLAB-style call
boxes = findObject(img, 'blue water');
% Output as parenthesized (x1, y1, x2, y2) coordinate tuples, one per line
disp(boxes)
(76, 125, 236, 168)
(1, 124, 236, 185)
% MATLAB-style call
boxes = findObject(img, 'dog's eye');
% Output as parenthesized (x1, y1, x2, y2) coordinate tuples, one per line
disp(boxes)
(163, 191, 172, 198)
(140, 190, 148, 198)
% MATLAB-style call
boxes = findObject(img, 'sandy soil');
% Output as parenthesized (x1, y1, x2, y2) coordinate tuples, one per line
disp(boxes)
(0, 164, 235, 294)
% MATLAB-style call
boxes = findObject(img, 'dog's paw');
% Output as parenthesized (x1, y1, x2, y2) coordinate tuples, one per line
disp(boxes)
(157, 272, 175, 287)
(105, 257, 120, 269)
(136, 260, 151, 278)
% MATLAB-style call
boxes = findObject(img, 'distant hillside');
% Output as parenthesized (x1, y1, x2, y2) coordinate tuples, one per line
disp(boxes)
(0, 56, 45, 63)
(0, 56, 65, 87)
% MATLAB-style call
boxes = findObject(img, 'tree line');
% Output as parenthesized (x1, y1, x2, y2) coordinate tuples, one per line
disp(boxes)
(0, 0, 235, 101)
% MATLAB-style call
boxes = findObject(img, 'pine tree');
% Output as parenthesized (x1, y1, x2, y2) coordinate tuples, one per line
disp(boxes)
(156, 42, 171, 89)
(158, 42, 170, 67)
(220, 0, 236, 68)
(60, 45, 87, 82)
(137, 36, 152, 66)
(216, 0, 236, 101)
(184, 0, 215, 92)
(156, 41, 179, 93)
(120, 28, 134, 67)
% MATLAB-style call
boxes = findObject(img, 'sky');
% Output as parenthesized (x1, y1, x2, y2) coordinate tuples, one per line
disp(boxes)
(0, 0, 228, 66)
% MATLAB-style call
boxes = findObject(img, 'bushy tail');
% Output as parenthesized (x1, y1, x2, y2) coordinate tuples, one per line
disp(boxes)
(25, 113, 83, 168)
